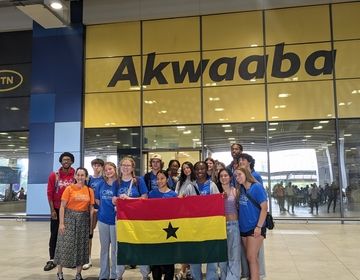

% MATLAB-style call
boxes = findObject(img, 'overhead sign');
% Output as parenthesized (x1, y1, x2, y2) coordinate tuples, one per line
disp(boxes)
(0, 70, 23, 92)
(108, 43, 336, 87)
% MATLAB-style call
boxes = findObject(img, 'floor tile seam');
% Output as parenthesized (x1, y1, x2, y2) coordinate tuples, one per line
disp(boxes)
(303, 224, 360, 280)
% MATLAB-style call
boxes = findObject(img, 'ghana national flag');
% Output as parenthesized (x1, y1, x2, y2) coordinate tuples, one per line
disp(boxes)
(116, 194, 227, 265)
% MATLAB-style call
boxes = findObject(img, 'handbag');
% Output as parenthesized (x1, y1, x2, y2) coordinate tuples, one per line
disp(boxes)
(242, 186, 275, 230)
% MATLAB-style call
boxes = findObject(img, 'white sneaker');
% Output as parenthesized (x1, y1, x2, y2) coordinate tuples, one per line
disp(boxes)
(82, 261, 92, 270)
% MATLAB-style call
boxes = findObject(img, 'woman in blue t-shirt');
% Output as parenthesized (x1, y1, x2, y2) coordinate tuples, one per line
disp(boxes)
(148, 170, 177, 280)
(111, 157, 149, 280)
(95, 162, 117, 280)
(234, 167, 267, 280)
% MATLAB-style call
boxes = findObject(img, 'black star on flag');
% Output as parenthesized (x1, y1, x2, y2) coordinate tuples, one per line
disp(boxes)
(163, 222, 179, 239)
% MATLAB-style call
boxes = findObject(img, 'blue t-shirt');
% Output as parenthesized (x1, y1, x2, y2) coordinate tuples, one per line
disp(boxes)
(238, 182, 267, 233)
(148, 188, 177, 198)
(252, 170, 264, 186)
(95, 180, 116, 225)
(196, 180, 211, 195)
(88, 175, 104, 209)
(113, 177, 148, 198)
(167, 177, 178, 191)
(149, 172, 158, 190)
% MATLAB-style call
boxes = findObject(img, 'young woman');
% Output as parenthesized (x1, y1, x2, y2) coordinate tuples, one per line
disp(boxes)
(218, 168, 241, 280)
(190, 161, 219, 280)
(175, 161, 197, 197)
(95, 162, 118, 280)
(54, 167, 95, 280)
(205, 157, 217, 183)
(112, 157, 149, 280)
(234, 167, 267, 280)
(174, 161, 196, 279)
(148, 170, 177, 280)
(167, 159, 180, 190)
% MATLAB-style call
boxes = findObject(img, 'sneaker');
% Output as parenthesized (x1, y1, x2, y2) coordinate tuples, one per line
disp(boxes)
(82, 261, 92, 270)
(44, 260, 56, 271)
(75, 273, 83, 280)
(56, 272, 64, 280)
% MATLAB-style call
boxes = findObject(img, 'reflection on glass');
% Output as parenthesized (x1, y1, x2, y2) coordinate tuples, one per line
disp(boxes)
(338, 119, 360, 218)
(0, 131, 28, 213)
(84, 127, 141, 174)
(269, 120, 339, 218)
(143, 125, 201, 150)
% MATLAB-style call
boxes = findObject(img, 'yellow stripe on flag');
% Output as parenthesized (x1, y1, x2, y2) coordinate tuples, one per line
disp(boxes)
(116, 216, 226, 244)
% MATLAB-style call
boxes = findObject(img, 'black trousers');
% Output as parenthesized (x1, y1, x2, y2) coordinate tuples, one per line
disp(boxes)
(151, 264, 175, 280)
(49, 208, 59, 260)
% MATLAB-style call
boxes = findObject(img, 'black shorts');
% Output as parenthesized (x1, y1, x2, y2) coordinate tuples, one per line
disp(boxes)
(240, 227, 266, 238)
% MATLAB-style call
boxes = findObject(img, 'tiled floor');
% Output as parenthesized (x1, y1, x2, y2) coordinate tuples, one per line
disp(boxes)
(0, 219, 359, 280)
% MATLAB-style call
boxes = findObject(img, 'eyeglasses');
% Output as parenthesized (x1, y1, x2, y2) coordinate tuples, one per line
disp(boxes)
(121, 164, 132, 168)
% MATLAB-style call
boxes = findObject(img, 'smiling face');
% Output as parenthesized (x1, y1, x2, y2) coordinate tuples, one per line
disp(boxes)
(157, 172, 168, 189)
(206, 159, 214, 171)
(120, 159, 134, 177)
(219, 169, 231, 185)
(104, 163, 116, 179)
(75, 168, 87, 185)
(231, 144, 242, 160)
(234, 169, 246, 185)
(61, 156, 73, 170)
(182, 164, 192, 177)
(194, 162, 207, 181)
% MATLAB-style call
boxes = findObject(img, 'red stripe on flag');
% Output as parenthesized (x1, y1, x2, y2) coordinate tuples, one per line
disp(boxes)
(116, 193, 225, 220)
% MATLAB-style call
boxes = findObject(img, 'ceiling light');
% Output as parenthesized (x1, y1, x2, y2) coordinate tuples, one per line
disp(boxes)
(250, 44, 258, 47)
(338, 102, 345, 106)
(0, 132, 9, 135)
(278, 93, 290, 98)
(113, 141, 121, 144)
(304, 135, 312, 138)
(313, 126, 323, 130)
(209, 97, 220, 101)
(344, 134, 352, 137)
(272, 116, 279, 119)
(50, 1, 63, 10)
(319, 120, 329, 124)
(10, 107, 20, 111)
(130, 133, 139, 136)
(183, 130, 191, 134)
(269, 122, 278, 126)
(192, 138, 200, 141)
(177, 126, 186, 130)
(351, 89, 360, 94)
(222, 124, 231, 128)
(250, 127, 255, 132)
(228, 137, 235, 140)
(119, 128, 128, 131)
(268, 128, 276, 131)
(224, 130, 233, 133)
(214, 108, 224, 111)
(327, 114, 333, 117)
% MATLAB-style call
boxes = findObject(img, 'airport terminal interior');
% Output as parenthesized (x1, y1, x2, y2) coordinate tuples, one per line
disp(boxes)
(0, 0, 360, 279)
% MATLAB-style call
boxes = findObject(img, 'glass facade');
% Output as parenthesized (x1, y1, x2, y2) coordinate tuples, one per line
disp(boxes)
(81, 3, 360, 220)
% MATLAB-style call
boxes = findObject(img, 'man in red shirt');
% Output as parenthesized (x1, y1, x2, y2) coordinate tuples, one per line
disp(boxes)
(44, 152, 75, 271)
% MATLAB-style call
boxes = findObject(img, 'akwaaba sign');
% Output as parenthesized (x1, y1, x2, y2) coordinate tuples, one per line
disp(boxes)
(108, 43, 336, 87)
(0, 70, 23, 92)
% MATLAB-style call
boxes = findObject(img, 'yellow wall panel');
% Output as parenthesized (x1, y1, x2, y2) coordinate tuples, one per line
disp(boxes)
(143, 88, 201, 126)
(84, 92, 140, 128)
(265, 6, 330, 45)
(333, 2, 360, 40)
(85, 56, 141, 93)
(142, 17, 200, 53)
(268, 81, 334, 121)
(336, 79, 360, 118)
(203, 85, 265, 123)
(202, 11, 263, 50)
(86, 22, 141, 58)
(334, 40, 360, 79)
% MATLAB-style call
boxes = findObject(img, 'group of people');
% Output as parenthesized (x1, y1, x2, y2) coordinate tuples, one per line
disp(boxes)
(44, 143, 269, 280)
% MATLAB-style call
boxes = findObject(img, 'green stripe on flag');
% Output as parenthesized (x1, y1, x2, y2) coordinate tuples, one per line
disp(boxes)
(117, 239, 228, 265)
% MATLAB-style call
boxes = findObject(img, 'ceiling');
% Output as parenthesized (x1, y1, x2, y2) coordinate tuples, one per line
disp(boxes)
(0, 0, 353, 32)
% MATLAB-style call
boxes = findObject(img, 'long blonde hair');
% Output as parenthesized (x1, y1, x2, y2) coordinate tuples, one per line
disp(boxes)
(104, 162, 118, 182)
(117, 156, 138, 185)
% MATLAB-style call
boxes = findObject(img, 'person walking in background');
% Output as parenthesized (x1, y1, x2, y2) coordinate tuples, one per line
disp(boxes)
(96, 162, 117, 280)
(310, 183, 320, 215)
(83, 158, 105, 271)
(54, 167, 95, 280)
(327, 181, 339, 213)
(44, 152, 75, 272)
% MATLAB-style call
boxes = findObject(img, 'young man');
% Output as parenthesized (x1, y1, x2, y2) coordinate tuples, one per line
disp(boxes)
(83, 158, 105, 270)
(226, 143, 243, 176)
(143, 153, 164, 191)
(238, 153, 263, 185)
(44, 152, 75, 271)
